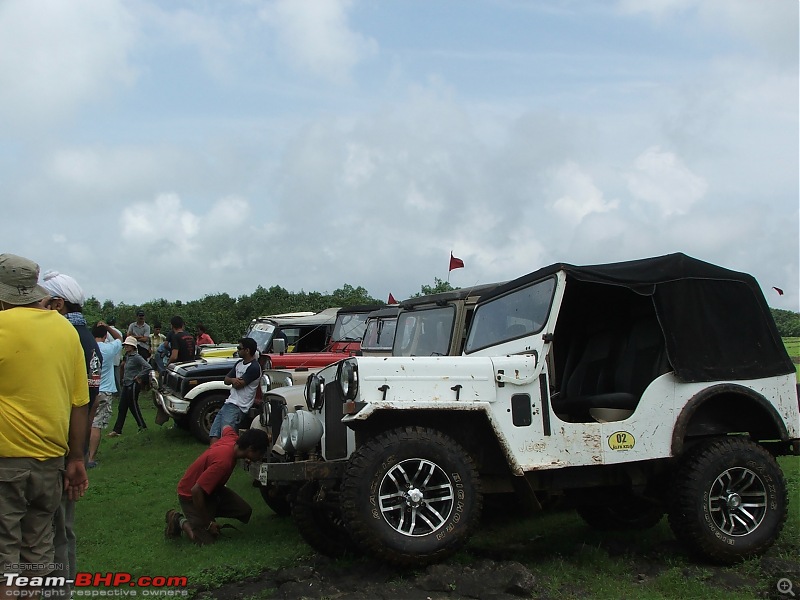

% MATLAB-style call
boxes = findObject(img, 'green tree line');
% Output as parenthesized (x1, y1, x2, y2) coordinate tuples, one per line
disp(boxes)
(772, 308, 800, 338)
(81, 280, 800, 343)
(81, 284, 383, 343)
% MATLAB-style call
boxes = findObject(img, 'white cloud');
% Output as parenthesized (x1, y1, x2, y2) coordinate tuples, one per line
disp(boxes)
(617, 0, 797, 64)
(259, 0, 377, 83)
(121, 193, 200, 254)
(550, 162, 620, 223)
(626, 146, 707, 216)
(0, 0, 137, 130)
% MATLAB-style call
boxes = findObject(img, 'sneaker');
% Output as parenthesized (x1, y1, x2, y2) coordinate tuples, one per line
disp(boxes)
(106, 431, 121, 438)
(87, 461, 98, 469)
(155, 406, 170, 426)
(164, 510, 182, 539)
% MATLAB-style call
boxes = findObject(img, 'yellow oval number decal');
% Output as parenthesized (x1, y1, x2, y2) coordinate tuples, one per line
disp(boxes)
(608, 431, 635, 451)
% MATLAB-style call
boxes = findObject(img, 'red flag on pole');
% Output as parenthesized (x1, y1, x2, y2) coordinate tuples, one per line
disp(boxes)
(388, 293, 397, 304)
(449, 252, 464, 272)
(773, 287, 784, 296)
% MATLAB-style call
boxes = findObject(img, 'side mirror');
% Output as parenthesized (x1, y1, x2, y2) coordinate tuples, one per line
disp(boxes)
(272, 338, 286, 355)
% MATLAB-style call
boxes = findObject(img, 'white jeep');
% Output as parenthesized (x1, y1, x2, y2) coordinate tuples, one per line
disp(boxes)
(254, 253, 799, 567)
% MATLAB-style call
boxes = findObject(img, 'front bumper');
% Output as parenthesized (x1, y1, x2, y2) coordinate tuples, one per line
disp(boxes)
(153, 387, 191, 418)
(247, 458, 347, 485)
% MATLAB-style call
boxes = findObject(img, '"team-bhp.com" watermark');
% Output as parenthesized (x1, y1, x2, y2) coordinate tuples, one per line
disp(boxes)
(2, 572, 189, 597)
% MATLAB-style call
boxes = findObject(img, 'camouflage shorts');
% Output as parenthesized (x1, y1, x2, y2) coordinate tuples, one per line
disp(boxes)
(92, 392, 113, 429)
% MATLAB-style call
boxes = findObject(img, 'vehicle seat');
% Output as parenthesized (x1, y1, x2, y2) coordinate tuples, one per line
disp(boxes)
(551, 326, 620, 419)
(553, 316, 670, 422)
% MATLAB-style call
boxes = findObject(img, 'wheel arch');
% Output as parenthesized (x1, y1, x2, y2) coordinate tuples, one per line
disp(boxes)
(184, 380, 230, 401)
(672, 384, 790, 456)
(349, 408, 513, 479)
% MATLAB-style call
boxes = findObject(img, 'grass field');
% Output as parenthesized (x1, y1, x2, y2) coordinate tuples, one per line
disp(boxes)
(74, 395, 800, 599)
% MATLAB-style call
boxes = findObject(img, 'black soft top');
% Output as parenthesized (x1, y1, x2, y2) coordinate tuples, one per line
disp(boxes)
(478, 253, 793, 382)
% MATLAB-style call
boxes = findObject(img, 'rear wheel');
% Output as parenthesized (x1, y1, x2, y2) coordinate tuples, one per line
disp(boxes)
(189, 394, 225, 444)
(340, 426, 482, 567)
(668, 437, 788, 564)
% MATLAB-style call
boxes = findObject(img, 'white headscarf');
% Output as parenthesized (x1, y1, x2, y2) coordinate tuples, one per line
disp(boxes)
(41, 270, 85, 307)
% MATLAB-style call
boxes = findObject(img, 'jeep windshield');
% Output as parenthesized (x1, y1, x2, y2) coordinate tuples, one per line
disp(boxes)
(331, 311, 371, 342)
(394, 305, 455, 357)
(246, 322, 276, 353)
(466, 276, 555, 353)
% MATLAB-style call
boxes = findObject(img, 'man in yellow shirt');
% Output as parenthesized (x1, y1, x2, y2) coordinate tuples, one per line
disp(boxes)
(0, 254, 89, 596)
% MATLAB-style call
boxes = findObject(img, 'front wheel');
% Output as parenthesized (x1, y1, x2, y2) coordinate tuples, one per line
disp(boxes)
(340, 426, 482, 567)
(668, 437, 788, 564)
(188, 394, 225, 444)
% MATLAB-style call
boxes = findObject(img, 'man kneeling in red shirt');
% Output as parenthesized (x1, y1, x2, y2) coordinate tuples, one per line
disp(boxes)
(165, 426, 269, 544)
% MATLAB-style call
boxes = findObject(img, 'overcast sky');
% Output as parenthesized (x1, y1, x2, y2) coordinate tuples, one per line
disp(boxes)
(1, 0, 797, 310)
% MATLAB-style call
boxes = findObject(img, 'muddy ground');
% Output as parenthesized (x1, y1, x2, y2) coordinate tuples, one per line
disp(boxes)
(195, 538, 800, 600)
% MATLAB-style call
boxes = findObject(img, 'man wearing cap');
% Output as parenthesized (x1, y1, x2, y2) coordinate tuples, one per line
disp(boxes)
(128, 310, 152, 360)
(39, 269, 103, 589)
(108, 336, 153, 436)
(0, 254, 89, 596)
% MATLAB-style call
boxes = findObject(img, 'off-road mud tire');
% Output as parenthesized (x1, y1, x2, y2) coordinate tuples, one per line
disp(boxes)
(668, 437, 788, 564)
(292, 481, 357, 558)
(189, 394, 226, 444)
(340, 426, 482, 568)
(258, 482, 294, 517)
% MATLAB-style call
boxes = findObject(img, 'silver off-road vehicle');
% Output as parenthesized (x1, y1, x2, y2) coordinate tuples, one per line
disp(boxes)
(253, 254, 799, 567)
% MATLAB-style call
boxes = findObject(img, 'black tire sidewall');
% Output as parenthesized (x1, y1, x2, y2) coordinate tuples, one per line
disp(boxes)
(292, 481, 355, 558)
(342, 427, 481, 566)
(259, 482, 294, 517)
(670, 438, 788, 563)
(189, 394, 225, 443)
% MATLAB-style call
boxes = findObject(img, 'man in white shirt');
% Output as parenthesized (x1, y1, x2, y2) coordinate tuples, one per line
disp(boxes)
(208, 337, 261, 445)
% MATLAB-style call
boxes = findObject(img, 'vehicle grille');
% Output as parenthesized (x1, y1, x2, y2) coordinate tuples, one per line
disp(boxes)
(163, 370, 182, 396)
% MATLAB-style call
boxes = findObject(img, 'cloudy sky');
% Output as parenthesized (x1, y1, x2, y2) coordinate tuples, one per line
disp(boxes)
(1, 0, 797, 310)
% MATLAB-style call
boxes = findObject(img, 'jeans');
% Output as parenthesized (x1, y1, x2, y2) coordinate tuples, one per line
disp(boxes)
(209, 402, 245, 439)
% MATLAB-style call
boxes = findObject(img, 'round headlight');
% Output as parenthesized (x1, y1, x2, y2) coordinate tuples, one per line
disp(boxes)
(259, 373, 272, 394)
(277, 413, 295, 453)
(259, 399, 271, 428)
(337, 359, 359, 400)
(304, 374, 325, 411)
(289, 410, 324, 454)
(148, 370, 160, 389)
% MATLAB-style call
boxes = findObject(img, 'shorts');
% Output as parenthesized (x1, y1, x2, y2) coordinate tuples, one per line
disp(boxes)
(92, 392, 113, 429)
(0, 456, 64, 574)
(209, 402, 245, 439)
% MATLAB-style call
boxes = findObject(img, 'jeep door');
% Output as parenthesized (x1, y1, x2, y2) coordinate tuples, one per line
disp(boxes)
(463, 272, 601, 470)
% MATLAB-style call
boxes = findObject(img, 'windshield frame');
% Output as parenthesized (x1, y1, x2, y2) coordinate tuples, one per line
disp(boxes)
(465, 275, 556, 354)
(393, 304, 456, 357)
